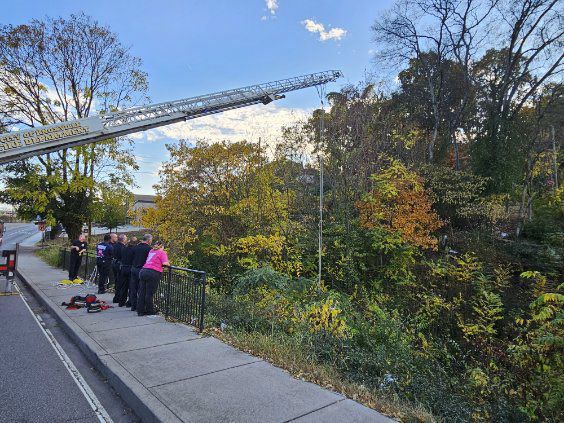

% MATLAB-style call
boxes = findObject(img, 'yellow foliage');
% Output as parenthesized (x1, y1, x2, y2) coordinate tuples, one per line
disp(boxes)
(299, 298, 349, 339)
(235, 234, 303, 275)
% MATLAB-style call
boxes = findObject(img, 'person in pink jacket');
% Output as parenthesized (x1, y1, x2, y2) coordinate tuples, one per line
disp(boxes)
(137, 241, 170, 316)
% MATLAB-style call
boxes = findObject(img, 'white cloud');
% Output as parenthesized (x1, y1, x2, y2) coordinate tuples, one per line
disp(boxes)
(266, 0, 278, 14)
(302, 19, 347, 42)
(303, 19, 325, 34)
(135, 104, 309, 153)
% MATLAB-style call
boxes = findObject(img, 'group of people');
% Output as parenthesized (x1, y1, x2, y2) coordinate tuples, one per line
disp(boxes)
(68, 232, 169, 316)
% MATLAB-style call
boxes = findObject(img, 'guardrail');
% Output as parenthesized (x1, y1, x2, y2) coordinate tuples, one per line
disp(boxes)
(59, 248, 100, 283)
(158, 265, 206, 332)
(58, 248, 206, 331)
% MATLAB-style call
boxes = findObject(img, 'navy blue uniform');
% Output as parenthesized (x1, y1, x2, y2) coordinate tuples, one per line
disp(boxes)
(116, 244, 135, 306)
(128, 242, 152, 311)
(112, 242, 125, 303)
(96, 241, 113, 293)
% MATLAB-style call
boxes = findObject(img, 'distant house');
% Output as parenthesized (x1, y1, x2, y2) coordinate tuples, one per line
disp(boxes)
(130, 194, 157, 224)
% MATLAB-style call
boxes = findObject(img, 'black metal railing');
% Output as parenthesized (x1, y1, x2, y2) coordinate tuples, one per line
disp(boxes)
(157, 265, 206, 332)
(58, 248, 206, 331)
(59, 248, 99, 282)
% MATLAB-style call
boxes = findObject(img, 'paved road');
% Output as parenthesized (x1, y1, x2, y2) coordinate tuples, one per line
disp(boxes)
(0, 292, 103, 422)
(0, 229, 138, 423)
(1, 223, 38, 250)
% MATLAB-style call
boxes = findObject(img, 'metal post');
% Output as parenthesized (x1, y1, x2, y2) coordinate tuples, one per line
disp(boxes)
(198, 273, 206, 332)
(318, 155, 323, 286)
(85, 252, 89, 280)
(165, 266, 172, 318)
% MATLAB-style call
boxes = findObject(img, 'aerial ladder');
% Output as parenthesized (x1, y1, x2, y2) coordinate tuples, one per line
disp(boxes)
(0, 70, 342, 164)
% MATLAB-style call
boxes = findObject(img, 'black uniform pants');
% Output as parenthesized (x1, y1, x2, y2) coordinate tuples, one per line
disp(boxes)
(97, 260, 111, 293)
(137, 268, 161, 315)
(68, 253, 82, 280)
(116, 265, 131, 306)
(112, 260, 121, 288)
(112, 260, 122, 302)
(129, 267, 142, 310)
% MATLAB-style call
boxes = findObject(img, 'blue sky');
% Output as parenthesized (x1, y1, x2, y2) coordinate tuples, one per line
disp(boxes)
(3, 0, 395, 194)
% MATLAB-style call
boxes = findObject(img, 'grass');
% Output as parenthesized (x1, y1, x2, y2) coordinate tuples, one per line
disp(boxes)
(35, 245, 61, 267)
(206, 328, 436, 422)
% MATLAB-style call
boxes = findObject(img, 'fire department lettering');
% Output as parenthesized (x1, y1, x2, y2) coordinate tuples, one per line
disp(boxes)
(0, 121, 89, 152)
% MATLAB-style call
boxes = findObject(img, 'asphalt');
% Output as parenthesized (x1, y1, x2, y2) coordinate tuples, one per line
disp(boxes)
(0, 293, 100, 422)
(1, 224, 138, 423)
(1, 222, 39, 250)
(16, 246, 393, 423)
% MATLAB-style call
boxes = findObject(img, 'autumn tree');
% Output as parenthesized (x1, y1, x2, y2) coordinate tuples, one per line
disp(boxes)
(0, 14, 147, 239)
(357, 159, 443, 250)
(372, 0, 489, 163)
(143, 140, 303, 277)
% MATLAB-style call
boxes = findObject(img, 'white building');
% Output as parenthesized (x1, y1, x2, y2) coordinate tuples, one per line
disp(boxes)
(130, 194, 156, 224)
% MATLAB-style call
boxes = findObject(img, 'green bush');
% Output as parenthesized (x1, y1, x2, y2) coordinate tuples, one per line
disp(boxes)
(522, 188, 564, 243)
(233, 266, 290, 295)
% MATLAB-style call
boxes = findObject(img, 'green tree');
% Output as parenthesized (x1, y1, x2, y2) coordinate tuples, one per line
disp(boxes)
(93, 182, 132, 232)
(0, 14, 147, 239)
(143, 140, 302, 281)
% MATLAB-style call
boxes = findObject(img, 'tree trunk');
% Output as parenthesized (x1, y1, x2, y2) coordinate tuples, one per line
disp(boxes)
(429, 124, 438, 162)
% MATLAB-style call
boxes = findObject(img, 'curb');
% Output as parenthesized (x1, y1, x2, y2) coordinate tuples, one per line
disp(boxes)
(16, 252, 182, 423)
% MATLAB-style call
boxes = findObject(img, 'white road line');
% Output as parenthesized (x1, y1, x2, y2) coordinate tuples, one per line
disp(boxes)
(15, 285, 113, 423)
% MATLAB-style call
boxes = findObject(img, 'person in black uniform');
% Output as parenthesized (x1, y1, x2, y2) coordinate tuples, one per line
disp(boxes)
(112, 234, 127, 303)
(129, 233, 152, 312)
(96, 234, 114, 294)
(109, 233, 118, 288)
(69, 234, 87, 280)
(117, 237, 137, 307)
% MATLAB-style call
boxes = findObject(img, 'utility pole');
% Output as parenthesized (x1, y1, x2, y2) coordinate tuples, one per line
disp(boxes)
(318, 155, 323, 286)
(551, 125, 558, 190)
(315, 83, 327, 287)
(317, 108, 325, 287)
(258, 137, 263, 225)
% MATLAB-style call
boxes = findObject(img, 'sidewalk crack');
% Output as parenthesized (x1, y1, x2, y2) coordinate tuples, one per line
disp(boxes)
(282, 398, 346, 423)
(110, 337, 202, 355)
(148, 359, 264, 388)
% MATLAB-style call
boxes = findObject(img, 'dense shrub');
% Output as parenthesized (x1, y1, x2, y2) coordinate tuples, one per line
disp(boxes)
(233, 266, 290, 295)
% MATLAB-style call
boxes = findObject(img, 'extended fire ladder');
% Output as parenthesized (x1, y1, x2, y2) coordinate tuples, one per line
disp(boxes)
(0, 70, 342, 164)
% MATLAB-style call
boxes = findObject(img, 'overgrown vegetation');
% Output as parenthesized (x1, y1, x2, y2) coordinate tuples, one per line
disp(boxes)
(141, 1, 562, 419)
(4, 1, 562, 421)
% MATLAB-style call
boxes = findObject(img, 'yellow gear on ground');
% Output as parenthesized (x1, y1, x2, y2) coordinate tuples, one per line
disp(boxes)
(58, 278, 83, 285)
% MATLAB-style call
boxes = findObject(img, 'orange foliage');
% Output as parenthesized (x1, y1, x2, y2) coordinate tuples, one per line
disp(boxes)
(357, 161, 443, 250)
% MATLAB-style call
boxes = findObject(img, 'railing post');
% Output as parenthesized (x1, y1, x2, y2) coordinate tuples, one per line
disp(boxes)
(84, 251, 89, 280)
(165, 266, 172, 318)
(198, 272, 206, 332)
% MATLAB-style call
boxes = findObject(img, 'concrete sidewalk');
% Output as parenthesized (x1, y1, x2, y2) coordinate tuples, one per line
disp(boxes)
(16, 247, 391, 423)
